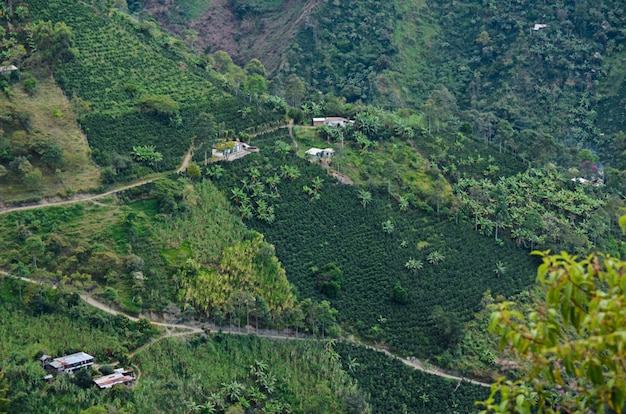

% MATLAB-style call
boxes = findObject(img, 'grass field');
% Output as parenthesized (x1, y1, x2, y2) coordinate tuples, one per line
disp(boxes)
(0, 78, 100, 202)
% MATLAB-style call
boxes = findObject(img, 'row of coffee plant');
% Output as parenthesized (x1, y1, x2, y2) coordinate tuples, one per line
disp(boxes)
(208, 139, 539, 357)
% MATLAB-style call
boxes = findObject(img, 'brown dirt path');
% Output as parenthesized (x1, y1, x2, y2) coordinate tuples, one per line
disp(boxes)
(0, 271, 491, 387)
(0, 145, 196, 215)
(176, 144, 194, 173)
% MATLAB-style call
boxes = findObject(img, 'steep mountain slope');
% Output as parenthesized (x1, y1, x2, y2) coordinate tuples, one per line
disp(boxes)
(142, 0, 315, 73)
(27, 0, 284, 177)
(0, 79, 100, 203)
(139, 0, 626, 172)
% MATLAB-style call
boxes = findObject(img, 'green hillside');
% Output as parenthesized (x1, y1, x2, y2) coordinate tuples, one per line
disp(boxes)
(210, 145, 539, 357)
(27, 0, 285, 176)
(0, 78, 101, 203)
(0, 0, 624, 412)
(139, 0, 626, 179)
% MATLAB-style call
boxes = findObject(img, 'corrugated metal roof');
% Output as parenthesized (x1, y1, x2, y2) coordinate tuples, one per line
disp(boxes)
(53, 352, 94, 366)
(94, 373, 134, 389)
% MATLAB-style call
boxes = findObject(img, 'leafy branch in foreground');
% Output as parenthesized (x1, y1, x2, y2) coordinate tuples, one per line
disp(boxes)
(479, 251, 626, 414)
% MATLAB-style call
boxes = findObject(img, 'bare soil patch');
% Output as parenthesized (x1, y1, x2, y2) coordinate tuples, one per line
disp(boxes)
(143, 0, 319, 73)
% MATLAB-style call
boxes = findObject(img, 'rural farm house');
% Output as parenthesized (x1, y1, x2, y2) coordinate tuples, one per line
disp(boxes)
(94, 368, 136, 389)
(312, 117, 354, 127)
(305, 148, 335, 160)
(213, 140, 259, 159)
(0, 64, 18, 76)
(41, 352, 95, 374)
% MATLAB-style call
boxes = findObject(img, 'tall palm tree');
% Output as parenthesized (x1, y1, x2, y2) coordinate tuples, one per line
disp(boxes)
(223, 381, 245, 403)
(358, 189, 372, 208)
(426, 251, 445, 265)
(404, 258, 423, 274)
(399, 195, 409, 211)
(494, 261, 507, 277)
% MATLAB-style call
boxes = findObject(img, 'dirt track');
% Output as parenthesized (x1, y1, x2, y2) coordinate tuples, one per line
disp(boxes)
(0, 131, 491, 387)
(0, 270, 491, 387)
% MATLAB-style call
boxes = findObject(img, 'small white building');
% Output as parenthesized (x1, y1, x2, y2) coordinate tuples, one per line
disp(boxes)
(212, 141, 259, 159)
(305, 147, 335, 159)
(313, 117, 354, 127)
(532, 24, 547, 31)
(0, 65, 18, 76)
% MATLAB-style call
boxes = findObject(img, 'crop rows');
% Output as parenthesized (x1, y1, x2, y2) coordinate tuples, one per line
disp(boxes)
(336, 342, 489, 413)
(28, 0, 284, 170)
(30, 0, 220, 111)
(212, 148, 538, 356)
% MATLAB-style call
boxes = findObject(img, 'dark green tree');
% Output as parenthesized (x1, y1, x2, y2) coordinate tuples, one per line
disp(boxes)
(186, 163, 201, 179)
(73, 368, 93, 389)
(40, 143, 65, 170)
(138, 94, 180, 116)
(315, 263, 343, 298)
(32, 21, 78, 70)
(284, 74, 306, 107)
(244, 74, 267, 100)
(392, 282, 409, 305)
(24, 235, 45, 267)
(245, 58, 267, 77)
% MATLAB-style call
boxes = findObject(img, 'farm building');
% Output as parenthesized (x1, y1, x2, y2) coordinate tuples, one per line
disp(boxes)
(94, 368, 136, 389)
(213, 140, 259, 159)
(312, 117, 354, 127)
(305, 148, 335, 159)
(0, 65, 18, 76)
(44, 352, 95, 374)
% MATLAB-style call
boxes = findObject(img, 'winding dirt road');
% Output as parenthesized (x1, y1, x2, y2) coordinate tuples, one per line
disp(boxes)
(0, 130, 492, 388)
(0, 126, 290, 216)
(0, 176, 163, 216)
(0, 271, 491, 387)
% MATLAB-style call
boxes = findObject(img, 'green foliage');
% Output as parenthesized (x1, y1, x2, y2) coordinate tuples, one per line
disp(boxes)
(244, 73, 267, 97)
(212, 148, 538, 356)
(480, 251, 626, 413)
(0, 370, 9, 414)
(245, 58, 267, 77)
(134, 335, 362, 413)
(26, 0, 284, 177)
(185, 162, 201, 179)
(336, 342, 489, 413)
(455, 169, 611, 253)
(131, 145, 163, 166)
(178, 231, 296, 319)
(315, 262, 343, 298)
(138, 94, 180, 116)
(285, 0, 398, 102)
(229, 0, 285, 18)
(391, 282, 408, 305)
(22, 78, 37, 95)
(32, 20, 78, 67)
(39, 143, 65, 170)
(0, 278, 157, 413)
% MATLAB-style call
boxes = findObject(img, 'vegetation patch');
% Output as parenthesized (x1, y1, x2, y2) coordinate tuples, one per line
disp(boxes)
(133, 335, 367, 413)
(210, 149, 539, 357)
(0, 79, 100, 203)
(0, 277, 157, 413)
(336, 342, 489, 413)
